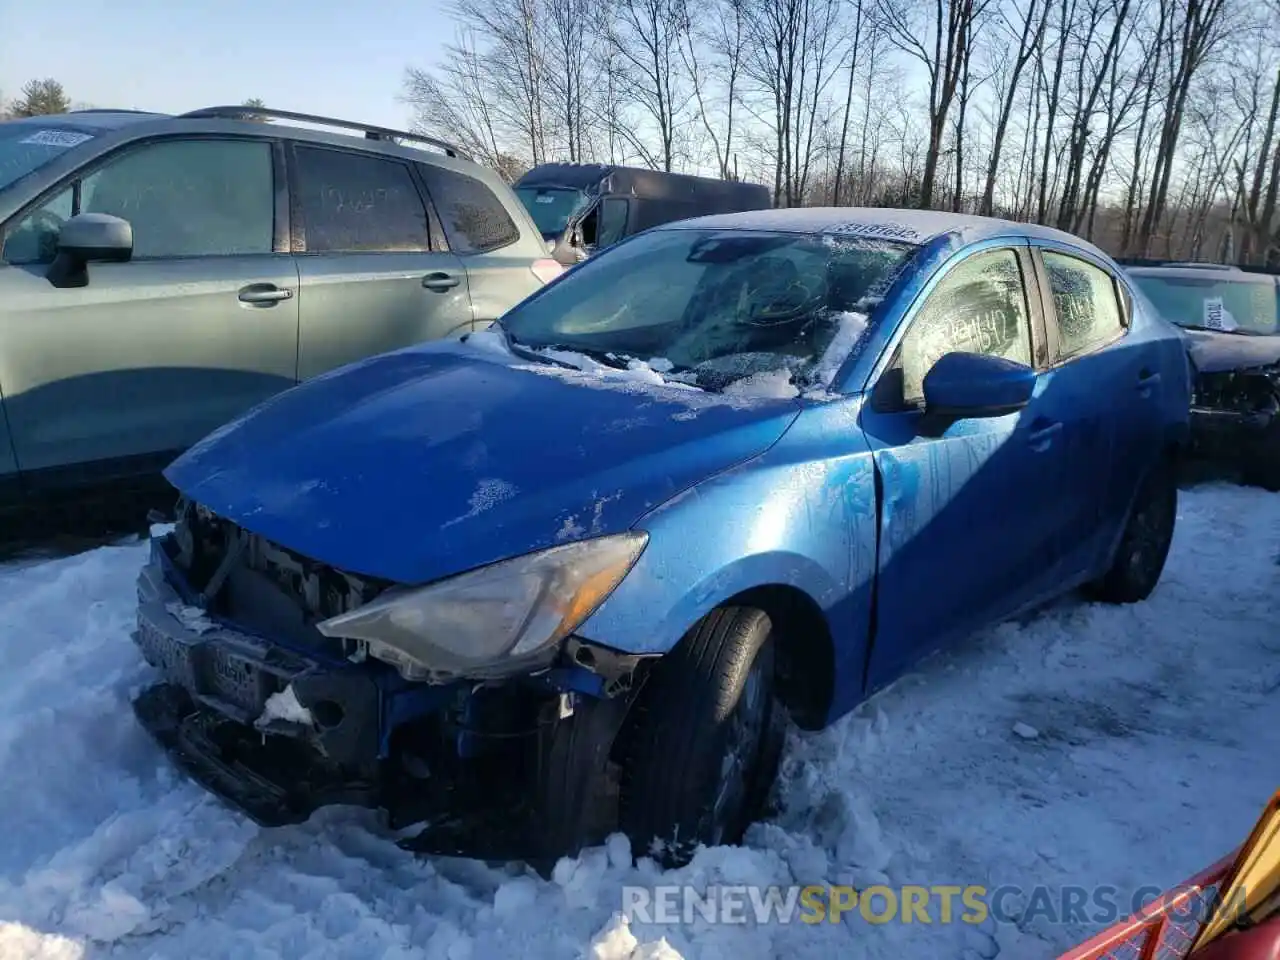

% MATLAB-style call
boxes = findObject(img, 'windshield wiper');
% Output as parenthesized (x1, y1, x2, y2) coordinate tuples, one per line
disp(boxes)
(496, 325, 577, 367)
(1178, 323, 1254, 335)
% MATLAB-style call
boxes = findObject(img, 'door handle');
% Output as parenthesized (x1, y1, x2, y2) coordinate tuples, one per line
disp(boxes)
(1027, 419, 1062, 451)
(238, 284, 293, 305)
(422, 272, 460, 292)
(1137, 368, 1161, 396)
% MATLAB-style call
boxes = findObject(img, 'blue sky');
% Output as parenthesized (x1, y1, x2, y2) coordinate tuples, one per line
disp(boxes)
(0, 0, 450, 130)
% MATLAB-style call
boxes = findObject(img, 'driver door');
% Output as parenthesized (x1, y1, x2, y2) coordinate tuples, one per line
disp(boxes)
(859, 244, 1069, 688)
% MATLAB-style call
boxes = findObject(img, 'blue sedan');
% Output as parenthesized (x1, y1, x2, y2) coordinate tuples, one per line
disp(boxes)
(131, 208, 1191, 868)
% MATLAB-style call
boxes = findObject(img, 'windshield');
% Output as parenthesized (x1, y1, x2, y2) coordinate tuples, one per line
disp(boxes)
(515, 186, 592, 238)
(0, 123, 97, 194)
(498, 227, 921, 392)
(1129, 271, 1279, 336)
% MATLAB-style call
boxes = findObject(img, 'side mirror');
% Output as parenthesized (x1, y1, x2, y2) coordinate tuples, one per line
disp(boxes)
(47, 213, 133, 289)
(922, 351, 1036, 421)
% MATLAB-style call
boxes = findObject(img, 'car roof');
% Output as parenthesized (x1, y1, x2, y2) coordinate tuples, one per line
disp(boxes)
(3, 110, 165, 132)
(658, 206, 1102, 249)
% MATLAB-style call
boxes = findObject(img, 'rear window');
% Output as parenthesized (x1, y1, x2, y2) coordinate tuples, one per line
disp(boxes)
(1129, 271, 1279, 336)
(418, 164, 520, 253)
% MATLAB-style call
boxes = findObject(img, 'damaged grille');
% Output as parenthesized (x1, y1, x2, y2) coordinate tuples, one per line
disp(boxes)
(169, 498, 393, 657)
(1192, 365, 1280, 413)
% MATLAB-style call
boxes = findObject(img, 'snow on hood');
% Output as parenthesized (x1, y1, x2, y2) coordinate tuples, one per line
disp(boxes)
(164, 339, 801, 584)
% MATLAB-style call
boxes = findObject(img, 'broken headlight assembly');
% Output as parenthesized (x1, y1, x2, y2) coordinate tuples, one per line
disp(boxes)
(315, 532, 648, 681)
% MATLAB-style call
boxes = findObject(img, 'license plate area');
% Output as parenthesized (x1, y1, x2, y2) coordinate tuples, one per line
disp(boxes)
(135, 599, 314, 725)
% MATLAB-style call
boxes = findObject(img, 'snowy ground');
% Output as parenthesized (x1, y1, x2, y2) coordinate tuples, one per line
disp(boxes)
(0, 483, 1276, 960)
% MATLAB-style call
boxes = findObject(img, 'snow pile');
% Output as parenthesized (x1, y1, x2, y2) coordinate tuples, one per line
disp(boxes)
(723, 370, 801, 400)
(255, 686, 314, 731)
(0, 484, 1277, 958)
(807, 311, 870, 391)
(461, 326, 514, 358)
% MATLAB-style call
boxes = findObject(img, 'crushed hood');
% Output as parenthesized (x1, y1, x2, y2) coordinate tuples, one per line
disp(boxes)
(164, 340, 799, 584)
(1182, 329, 1280, 373)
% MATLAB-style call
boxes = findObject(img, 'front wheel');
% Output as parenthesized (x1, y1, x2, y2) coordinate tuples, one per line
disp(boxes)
(1086, 457, 1178, 604)
(618, 606, 786, 866)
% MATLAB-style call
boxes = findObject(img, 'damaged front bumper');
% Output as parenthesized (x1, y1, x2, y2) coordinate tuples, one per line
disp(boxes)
(131, 533, 645, 858)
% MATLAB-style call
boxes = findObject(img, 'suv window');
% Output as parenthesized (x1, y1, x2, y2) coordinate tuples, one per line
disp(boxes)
(896, 249, 1033, 403)
(4, 138, 274, 263)
(418, 163, 520, 253)
(1042, 251, 1126, 358)
(293, 146, 430, 253)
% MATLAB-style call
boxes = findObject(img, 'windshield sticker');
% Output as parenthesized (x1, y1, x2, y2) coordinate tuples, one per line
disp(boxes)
(1203, 297, 1238, 332)
(18, 129, 93, 148)
(826, 221, 925, 243)
(535, 194, 555, 203)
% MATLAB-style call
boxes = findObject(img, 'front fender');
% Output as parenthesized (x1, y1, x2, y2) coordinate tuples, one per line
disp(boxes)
(576, 399, 881, 708)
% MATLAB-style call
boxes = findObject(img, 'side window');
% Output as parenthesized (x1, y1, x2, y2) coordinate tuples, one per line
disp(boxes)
(2, 187, 73, 264)
(293, 146, 429, 253)
(418, 163, 520, 253)
(1041, 250, 1125, 359)
(597, 198, 629, 248)
(81, 139, 273, 258)
(897, 249, 1033, 403)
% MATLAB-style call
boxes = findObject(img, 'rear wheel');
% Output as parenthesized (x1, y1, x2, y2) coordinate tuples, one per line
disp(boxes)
(618, 606, 786, 866)
(1086, 458, 1178, 604)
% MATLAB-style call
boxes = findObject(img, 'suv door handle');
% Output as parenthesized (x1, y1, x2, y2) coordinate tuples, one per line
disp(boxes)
(422, 272, 461, 292)
(238, 284, 293, 305)
(1137, 368, 1161, 396)
(1027, 419, 1062, 451)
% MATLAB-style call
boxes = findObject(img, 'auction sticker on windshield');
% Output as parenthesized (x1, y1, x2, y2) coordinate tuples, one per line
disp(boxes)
(1203, 296, 1238, 332)
(18, 129, 94, 148)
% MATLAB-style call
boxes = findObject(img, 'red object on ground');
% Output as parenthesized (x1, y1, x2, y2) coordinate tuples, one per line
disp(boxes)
(1191, 914, 1280, 960)
(1055, 855, 1236, 960)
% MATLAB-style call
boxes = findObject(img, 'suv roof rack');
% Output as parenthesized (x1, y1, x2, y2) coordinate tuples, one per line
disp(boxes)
(177, 106, 469, 160)
(66, 108, 164, 115)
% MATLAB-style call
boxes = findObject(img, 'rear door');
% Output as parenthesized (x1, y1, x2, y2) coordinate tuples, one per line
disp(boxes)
(289, 144, 474, 380)
(415, 162, 545, 323)
(0, 136, 299, 483)
(1030, 243, 1146, 577)
(860, 242, 1071, 687)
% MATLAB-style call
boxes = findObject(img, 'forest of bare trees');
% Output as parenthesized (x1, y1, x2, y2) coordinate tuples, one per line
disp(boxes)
(404, 0, 1280, 266)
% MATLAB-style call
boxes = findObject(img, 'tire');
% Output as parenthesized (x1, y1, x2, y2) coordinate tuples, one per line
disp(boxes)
(1086, 457, 1178, 604)
(618, 606, 786, 867)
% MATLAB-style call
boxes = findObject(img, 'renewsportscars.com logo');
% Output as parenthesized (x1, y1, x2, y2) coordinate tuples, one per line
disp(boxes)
(621, 883, 1241, 927)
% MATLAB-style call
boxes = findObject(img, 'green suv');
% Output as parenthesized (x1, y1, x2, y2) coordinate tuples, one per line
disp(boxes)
(0, 106, 561, 514)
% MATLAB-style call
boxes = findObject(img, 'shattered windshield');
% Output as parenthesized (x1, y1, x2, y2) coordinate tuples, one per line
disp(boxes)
(0, 123, 97, 194)
(1129, 271, 1279, 336)
(514, 186, 592, 238)
(497, 226, 920, 392)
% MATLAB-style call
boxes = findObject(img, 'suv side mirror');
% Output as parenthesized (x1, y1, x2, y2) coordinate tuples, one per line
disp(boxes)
(921, 351, 1036, 424)
(47, 213, 133, 289)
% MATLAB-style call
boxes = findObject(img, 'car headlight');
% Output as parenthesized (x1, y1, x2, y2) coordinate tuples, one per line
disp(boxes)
(315, 532, 648, 681)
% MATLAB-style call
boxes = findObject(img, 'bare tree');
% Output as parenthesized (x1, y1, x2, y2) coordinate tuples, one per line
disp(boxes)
(605, 0, 693, 171)
(680, 0, 747, 178)
(1135, 0, 1233, 254)
(832, 0, 868, 204)
(404, 30, 522, 177)
(879, 0, 993, 209)
(978, 0, 1048, 215)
